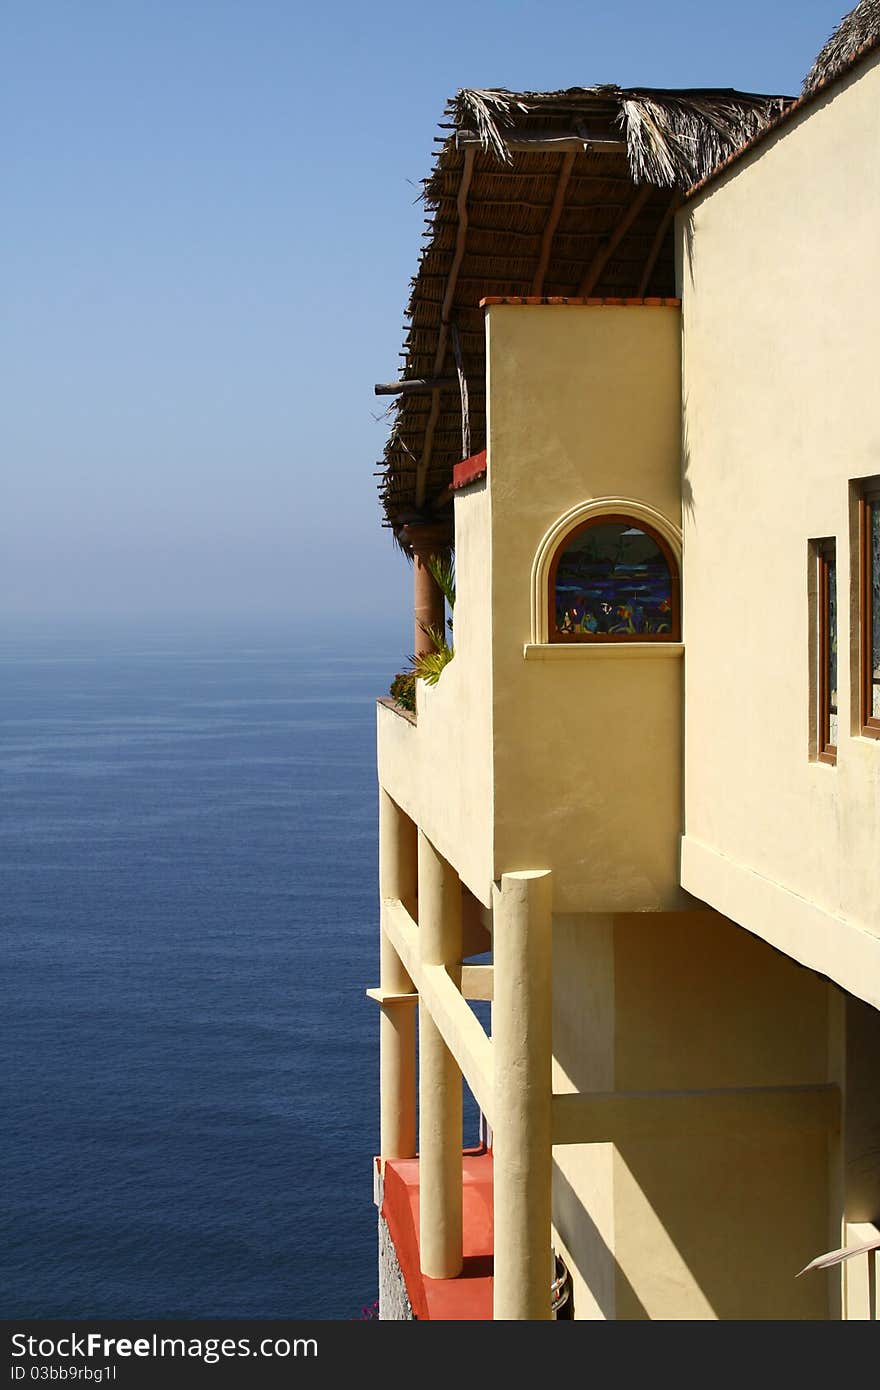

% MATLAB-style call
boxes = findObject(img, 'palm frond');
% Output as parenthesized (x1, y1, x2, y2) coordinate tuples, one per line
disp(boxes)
(803, 1, 880, 93)
(621, 90, 789, 188)
(412, 644, 455, 685)
(416, 622, 448, 652)
(426, 553, 456, 609)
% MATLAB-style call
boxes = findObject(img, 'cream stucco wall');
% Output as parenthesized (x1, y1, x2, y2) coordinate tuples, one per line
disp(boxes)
(552, 909, 834, 1320)
(486, 303, 686, 912)
(379, 303, 685, 913)
(678, 52, 880, 1008)
(376, 479, 494, 906)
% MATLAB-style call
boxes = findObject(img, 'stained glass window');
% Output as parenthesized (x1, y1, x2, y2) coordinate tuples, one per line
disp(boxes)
(550, 516, 678, 642)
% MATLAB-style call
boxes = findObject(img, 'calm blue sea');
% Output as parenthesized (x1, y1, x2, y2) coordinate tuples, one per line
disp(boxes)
(0, 618, 411, 1320)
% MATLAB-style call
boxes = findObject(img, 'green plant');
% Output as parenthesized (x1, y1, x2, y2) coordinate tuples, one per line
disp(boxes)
(426, 553, 456, 611)
(412, 642, 454, 685)
(389, 670, 416, 712)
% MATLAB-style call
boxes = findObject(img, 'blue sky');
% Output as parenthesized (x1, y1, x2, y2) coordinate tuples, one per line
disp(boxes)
(2, 0, 841, 622)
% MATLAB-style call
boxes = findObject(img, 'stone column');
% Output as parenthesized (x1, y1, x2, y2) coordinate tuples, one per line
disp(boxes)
(403, 524, 449, 660)
(417, 829, 463, 1278)
(378, 790, 417, 1161)
(492, 869, 553, 1320)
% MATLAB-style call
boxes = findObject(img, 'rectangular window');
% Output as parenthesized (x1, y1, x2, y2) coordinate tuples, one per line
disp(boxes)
(816, 539, 838, 763)
(859, 481, 880, 738)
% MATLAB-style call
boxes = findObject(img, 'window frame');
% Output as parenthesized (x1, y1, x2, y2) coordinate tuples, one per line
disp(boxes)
(547, 512, 681, 644)
(816, 538, 837, 765)
(859, 482, 880, 739)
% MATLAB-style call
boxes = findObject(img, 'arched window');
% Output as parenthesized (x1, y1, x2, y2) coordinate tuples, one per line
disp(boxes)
(549, 514, 680, 642)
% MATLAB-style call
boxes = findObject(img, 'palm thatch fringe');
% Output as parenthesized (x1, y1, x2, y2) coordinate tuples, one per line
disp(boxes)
(452, 88, 530, 164)
(452, 86, 788, 189)
(620, 90, 788, 189)
(803, 1, 880, 93)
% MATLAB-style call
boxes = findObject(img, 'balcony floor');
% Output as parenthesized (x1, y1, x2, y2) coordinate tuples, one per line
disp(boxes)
(381, 1150, 494, 1320)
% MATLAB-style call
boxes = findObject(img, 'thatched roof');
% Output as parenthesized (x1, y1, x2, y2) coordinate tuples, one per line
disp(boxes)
(804, 1, 880, 93)
(377, 85, 791, 543)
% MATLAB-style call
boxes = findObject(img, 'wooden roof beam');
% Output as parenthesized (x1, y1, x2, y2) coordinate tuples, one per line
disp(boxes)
(374, 377, 457, 396)
(637, 196, 679, 298)
(531, 151, 575, 296)
(455, 129, 626, 154)
(577, 183, 652, 298)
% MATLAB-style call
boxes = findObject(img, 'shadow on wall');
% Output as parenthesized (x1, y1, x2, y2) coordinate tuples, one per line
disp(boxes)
(551, 911, 833, 1319)
(681, 390, 695, 523)
(612, 1126, 829, 1319)
(552, 1159, 650, 1320)
(678, 207, 696, 525)
(554, 1120, 830, 1320)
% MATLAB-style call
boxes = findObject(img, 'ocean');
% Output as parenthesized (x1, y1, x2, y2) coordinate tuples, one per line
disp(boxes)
(0, 619, 412, 1320)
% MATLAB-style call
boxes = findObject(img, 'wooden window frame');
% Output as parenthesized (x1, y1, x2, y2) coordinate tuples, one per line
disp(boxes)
(548, 514, 680, 644)
(859, 483, 880, 739)
(816, 538, 837, 765)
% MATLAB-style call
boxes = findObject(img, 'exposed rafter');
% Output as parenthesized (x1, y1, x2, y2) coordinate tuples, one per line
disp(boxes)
(577, 183, 652, 298)
(638, 198, 679, 298)
(456, 129, 626, 154)
(531, 153, 575, 297)
(374, 377, 457, 396)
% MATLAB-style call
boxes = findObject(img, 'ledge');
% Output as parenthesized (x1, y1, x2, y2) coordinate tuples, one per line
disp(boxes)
(452, 448, 487, 490)
(524, 642, 684, 661)
(365, 987, 418, 1006)
(367, 969, 493, 1004)
(377, 695, 416, 725)
(680, 834, 880, 1013)
(381, 1152, 494, 1321)
(480, 295, 681, 308)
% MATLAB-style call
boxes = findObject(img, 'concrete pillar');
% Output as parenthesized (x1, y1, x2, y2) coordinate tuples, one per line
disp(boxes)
(378, 790, 417, 1161)
(403, 524, 449, 660)
(492, 870, 553, 1320)
(417, 829, 463, 1278)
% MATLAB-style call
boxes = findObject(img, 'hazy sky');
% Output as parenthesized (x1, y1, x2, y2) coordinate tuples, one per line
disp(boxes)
(2, 0, 840, 621)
